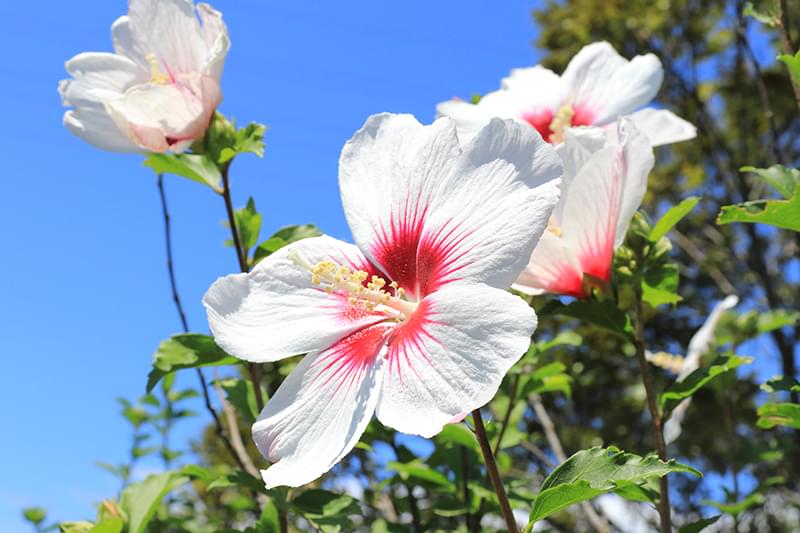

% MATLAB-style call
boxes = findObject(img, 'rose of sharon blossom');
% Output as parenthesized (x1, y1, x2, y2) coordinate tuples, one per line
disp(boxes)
(203, 113, 562, 488)
(437, 41, 696, 147)
(513, 120, 654, 298)
(58, 0, 229, 153)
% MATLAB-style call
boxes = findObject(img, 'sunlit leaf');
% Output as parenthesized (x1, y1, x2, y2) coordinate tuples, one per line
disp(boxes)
(642, 263, 681, 307)
(761, 375, 800, 393)
(147, 334, 237, 392)
(717, 193, 800, 232)
(540, 300, 634, 342)
(528, 447, 700, 524)
(650, 197, 700, 241)
(778, 50, 800, 85)
(740, 165, 799, 199)
(253, 224, 323, 265)
(678, 515, 721, 533)
(144, 153, 221, 191)
(660, 355, 753, 415)
(757, 402, 800, 429)
(120, 472, 188, 533)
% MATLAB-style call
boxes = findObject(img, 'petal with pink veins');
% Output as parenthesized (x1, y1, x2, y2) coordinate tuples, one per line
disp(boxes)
(513, 231, 584, 297)
(561, 42, 663, 125)
(203, 236, 390, 363)
(253, 324, 389, 488)
(375, 283, 536, 438)
(340, 114, 561, 300)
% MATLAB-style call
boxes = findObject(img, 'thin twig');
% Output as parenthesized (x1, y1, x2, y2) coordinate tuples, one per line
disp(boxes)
(672, 229, 736, 295)
(530, 395, 609, 533)
(212, 372, 261, 480)
(156, 174, 251, 474)
(493, 373, 521, 456)
(460, 446, 475, 532)
(632, 278, 671, 533)
(219, 162, 266, 413)
(471, 409, 519, 533)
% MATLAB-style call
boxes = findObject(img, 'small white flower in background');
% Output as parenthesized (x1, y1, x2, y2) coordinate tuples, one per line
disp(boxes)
(648, 295, 739, 444)
(59, 0, 229, 153)
(513, 120, 654, 298)
(437, 41, 696, 147)
(203, 113, 562, 488)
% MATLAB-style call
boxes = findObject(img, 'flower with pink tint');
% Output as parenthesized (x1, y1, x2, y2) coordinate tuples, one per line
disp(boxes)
(513, 120, 654, 298)
(58, 0, 229, 153)
(203, 113, 562, 488)
(437, 41, 696, 148)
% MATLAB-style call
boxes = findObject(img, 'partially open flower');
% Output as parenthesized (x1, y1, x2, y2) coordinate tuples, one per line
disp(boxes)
(203, 113, 562, 488)
(58, 0, 229, 153)
(513, 120, 654, 298)
(437, 41, 696, 147)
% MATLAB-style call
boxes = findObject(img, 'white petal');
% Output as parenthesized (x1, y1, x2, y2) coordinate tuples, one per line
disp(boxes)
(60, 52, 144, 107)
(513, 231, 584, 297)
(562, 42, 663, 125)
(553, 126, 607, 223)
(340, 113, 561, 300)
(435, 99, 493, 145)
(127, 0, 207, 74)
(197, 3, 230, 80)
(63, 108, 140, 153)
(111, 16, 148, 67)
(253, 325, 387, 488)
(375, 283, 536, 437)
(624, 108, 697, 147)
(557, 120, 653, 283)
(104, 75, 219, 152)
(203, 236, 390, 363)
(681, 295, 739, 379)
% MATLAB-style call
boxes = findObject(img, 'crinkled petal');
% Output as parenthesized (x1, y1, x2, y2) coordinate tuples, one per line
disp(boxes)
(340, 114, 561, 300)
(197, 3, 230, 80)
(253, 324, 388, 488)
(435, 99, 493, 145)
(203, 235, 390, 363)
(127, 0, 207, 74)
(562, 42, 663, 125)
(63, 108, 139, 153)
(375, 283, 536, 437)
(104, 75, 219, 152)
(622, 108, 697, 147)
(60, 52, 145, 107)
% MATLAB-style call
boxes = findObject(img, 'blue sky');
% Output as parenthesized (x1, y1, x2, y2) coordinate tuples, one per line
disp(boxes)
(0, 0, 547, 529)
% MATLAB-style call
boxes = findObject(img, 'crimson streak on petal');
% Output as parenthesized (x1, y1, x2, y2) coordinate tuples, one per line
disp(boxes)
(313, 324, 391, 395)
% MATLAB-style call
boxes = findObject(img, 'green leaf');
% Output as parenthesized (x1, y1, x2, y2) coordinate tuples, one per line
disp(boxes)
(743, 2, 776, 25)
(231, 197, 262, 251)
(717, 193, 800, 232)
(659, 355, 753, 415)
(522, 362, 573, 398)
(387, 460, 453, 487)
(120, 472, 188, 533)
(678, 515, 721, 533)
(702, 493, 764, 516)
(253, 224, 323, 264)
(291, 489, 360, 532)
(529, 447, 700, 524)
(540, 300, 634, 342)
(642, 263, 681, 307)
(740, 165, 799, 199)
(144, 153, 221, 191)
(147, 334, 237, 392)
(219, 122, 267, 163)
(435, 423, 479, 453)
(218, 378, 267, 424)
(761, 375, 800, 393)
(650, 197, 700, 241)
(778, 50, 800, 85)
(757, 402, 800, 429)
(256, 499, 281, 533)
(22, 506, 46, 525)
(207, 470, 270, 494)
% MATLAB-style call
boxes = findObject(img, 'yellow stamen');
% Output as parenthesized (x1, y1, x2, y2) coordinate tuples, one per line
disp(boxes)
(287, 249, 417, 318)
(549, 104, 575, 144)
(647, 351, 686, 374)
(146, 53, 171, 84)
(547, 216, 562, 237)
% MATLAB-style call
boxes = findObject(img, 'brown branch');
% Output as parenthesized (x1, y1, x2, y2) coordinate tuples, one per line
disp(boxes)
(493, 373, 521, 456)
(156, 174, 253, 476)
(775, 0, 800, 110)
(472, 409, 519, 533)
(632, 278, 671, 533)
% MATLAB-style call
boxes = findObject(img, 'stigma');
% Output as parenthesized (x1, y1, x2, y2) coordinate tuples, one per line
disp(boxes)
(288, 249, 417, 319)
